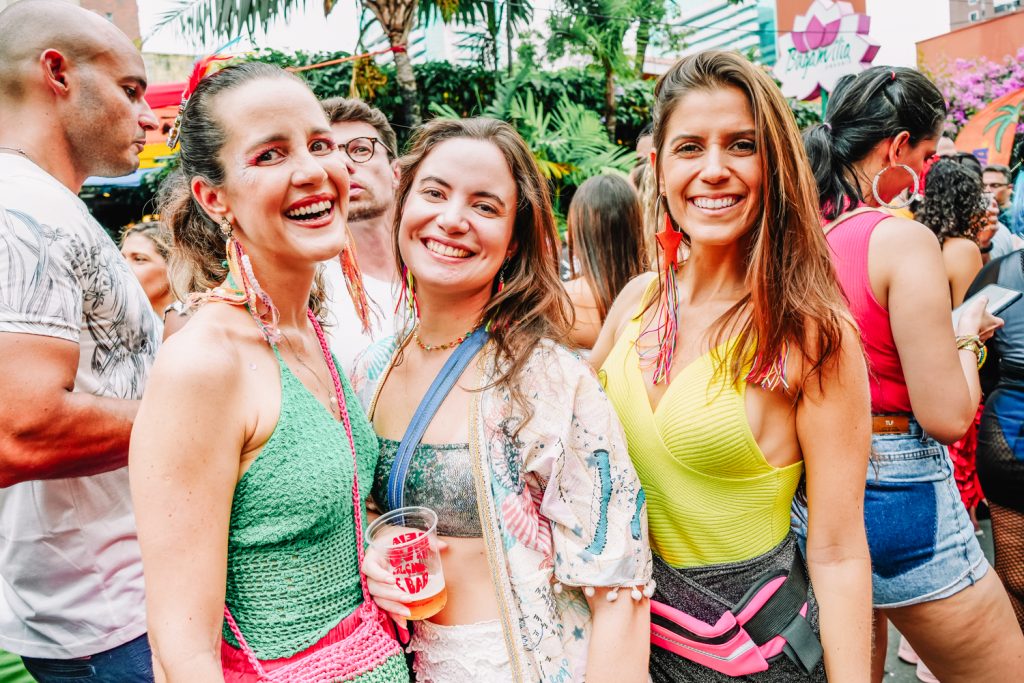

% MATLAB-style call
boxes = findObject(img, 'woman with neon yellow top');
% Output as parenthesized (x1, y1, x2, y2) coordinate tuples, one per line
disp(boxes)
(591, 51, 872, 682)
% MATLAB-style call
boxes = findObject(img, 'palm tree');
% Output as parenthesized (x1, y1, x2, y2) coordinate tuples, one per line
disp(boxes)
(422, 0, 532, 74)
(632, 0, 667, 75)
(360, 0, 422, 125)
(983, 103, 1024, 154)
(158, 0, 427, 127)
(547, 0, 636, 140)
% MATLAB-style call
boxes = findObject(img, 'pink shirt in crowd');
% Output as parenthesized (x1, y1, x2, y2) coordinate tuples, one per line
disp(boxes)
(826, 210, 912, 414)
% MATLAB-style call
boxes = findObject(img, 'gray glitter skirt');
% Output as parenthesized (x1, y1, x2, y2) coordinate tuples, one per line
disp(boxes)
(649, 534, 826, 683)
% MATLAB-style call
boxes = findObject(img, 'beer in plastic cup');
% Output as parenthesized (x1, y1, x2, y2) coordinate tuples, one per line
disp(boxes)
(366, 506, 447, 621)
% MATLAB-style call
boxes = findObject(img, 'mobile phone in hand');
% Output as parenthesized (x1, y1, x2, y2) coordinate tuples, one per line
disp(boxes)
(952, 284, 1022, 328)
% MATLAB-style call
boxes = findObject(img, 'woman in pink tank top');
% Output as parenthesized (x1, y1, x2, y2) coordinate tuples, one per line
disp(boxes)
(800, 66, 1024, 682)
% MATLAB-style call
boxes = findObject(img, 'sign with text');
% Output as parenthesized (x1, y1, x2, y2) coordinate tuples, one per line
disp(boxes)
(774, 0, 879, 101)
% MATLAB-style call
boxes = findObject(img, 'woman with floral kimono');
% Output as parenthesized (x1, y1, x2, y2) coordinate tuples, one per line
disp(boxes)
(352, 117, 652, 683)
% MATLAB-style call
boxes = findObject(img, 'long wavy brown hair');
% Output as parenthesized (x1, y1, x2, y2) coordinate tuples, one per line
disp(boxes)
(567, 173, 648, 322)
(648, 50, 849, 391)
(393, 117, 574, 414)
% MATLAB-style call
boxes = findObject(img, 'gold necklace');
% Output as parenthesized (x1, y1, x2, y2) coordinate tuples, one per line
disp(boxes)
(413, 321, 481, 352)
(280, 328, 339, 417)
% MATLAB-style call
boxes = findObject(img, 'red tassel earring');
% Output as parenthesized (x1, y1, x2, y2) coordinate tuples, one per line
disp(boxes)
(637, 210, 683, 384)
(339, 222, 374, 335)
(496, 259, 509, 294)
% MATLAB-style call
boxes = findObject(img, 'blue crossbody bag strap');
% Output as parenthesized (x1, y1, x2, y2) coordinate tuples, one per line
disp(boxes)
(386, 326, 489, 511)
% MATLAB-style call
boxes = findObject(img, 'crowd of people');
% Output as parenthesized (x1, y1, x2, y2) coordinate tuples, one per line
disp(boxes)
(2, 2, 1024, 683)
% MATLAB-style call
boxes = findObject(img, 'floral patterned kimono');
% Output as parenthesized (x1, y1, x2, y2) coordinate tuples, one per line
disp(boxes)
(351, 336, 652, 683)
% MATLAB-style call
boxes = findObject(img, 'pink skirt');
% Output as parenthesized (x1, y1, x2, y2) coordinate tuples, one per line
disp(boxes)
(221, 606, 393, 682)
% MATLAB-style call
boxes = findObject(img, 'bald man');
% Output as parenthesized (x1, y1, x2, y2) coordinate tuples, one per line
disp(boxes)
(936, 134, 957, 157)
(0, 2, 159, 681)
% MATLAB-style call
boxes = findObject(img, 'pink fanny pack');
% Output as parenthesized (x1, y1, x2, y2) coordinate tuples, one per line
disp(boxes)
(650, 553, 822, 677)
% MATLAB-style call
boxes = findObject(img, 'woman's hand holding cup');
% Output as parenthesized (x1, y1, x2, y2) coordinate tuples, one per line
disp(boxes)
(363, 506, 448, 630)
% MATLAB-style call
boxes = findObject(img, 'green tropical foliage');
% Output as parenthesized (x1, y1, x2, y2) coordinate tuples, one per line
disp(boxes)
(546, 0, 638, 138)
(249, 50, 655, 147)
(431, 70, 633, 226)
(509, 92, 634, 183)
(420, 0, 533, 73)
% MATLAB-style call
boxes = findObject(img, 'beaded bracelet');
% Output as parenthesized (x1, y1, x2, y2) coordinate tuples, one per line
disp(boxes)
(956, 334, 987, 369)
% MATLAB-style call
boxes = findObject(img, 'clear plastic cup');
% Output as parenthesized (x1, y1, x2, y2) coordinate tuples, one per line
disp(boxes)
(365, 506, 447, 621)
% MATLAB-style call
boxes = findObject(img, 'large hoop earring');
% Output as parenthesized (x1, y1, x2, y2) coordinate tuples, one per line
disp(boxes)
(872, 164, 920, 210)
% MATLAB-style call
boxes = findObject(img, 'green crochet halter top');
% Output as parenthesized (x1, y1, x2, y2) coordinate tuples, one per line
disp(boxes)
(222, 346, 379, 660)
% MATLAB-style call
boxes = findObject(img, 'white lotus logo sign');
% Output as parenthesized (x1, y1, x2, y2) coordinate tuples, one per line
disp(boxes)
(774, 0, 880, 101)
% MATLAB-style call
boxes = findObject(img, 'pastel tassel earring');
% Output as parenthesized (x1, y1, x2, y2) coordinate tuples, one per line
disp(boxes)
(746, 341, 791, 392)
(229, 233, 282, 344)
(195, 218, 282, 344)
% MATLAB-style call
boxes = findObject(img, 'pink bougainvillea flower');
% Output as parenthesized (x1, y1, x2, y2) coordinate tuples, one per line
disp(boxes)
(936, 48, 1024, 137)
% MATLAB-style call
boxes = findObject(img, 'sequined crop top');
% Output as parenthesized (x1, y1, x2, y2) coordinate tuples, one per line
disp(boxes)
(371, 438, 482, 538)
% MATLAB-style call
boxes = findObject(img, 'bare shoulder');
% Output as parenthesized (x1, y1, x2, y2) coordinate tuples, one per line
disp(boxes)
(148, 303, 259, 392)
(589, 272, 657, 368)
(871, 215, 942, 253)
(618, 271, 659, 306)
(942, 236, 982, 259)
(564, 277, 597, 308)
(607, 272, 656, 324)
(790, 315, 865, 393)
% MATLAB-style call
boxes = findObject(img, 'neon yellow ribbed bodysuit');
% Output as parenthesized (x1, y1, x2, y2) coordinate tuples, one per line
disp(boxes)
(601, 311, 804, 569)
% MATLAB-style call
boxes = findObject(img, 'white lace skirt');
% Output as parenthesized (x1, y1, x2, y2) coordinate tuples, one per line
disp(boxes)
(409, 619, 511, 682)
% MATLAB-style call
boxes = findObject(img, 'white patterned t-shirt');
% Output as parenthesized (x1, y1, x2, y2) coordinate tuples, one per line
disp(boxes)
(0, 154, 159, 658)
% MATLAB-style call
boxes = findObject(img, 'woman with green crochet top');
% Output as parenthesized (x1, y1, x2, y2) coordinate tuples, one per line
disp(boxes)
(129, 63, 409, 682)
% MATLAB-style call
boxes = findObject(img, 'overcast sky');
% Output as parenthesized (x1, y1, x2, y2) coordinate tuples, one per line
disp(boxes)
(139, 0, 948, 68)
(139, 0, 364, 54)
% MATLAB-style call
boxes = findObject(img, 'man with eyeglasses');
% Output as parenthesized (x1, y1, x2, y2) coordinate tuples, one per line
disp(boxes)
(320, 97, 402, 371)
(983, 164, 1014, 230)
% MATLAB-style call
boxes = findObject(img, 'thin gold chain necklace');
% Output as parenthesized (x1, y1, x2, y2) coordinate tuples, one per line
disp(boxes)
(280, 328, 339, 418)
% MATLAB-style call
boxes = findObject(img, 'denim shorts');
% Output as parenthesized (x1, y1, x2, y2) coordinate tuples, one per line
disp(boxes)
(20, 633, 153, 683)
(792, 418, 988, 608)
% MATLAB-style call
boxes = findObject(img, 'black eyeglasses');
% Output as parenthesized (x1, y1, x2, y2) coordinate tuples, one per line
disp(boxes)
(339, 136, 393, 164)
